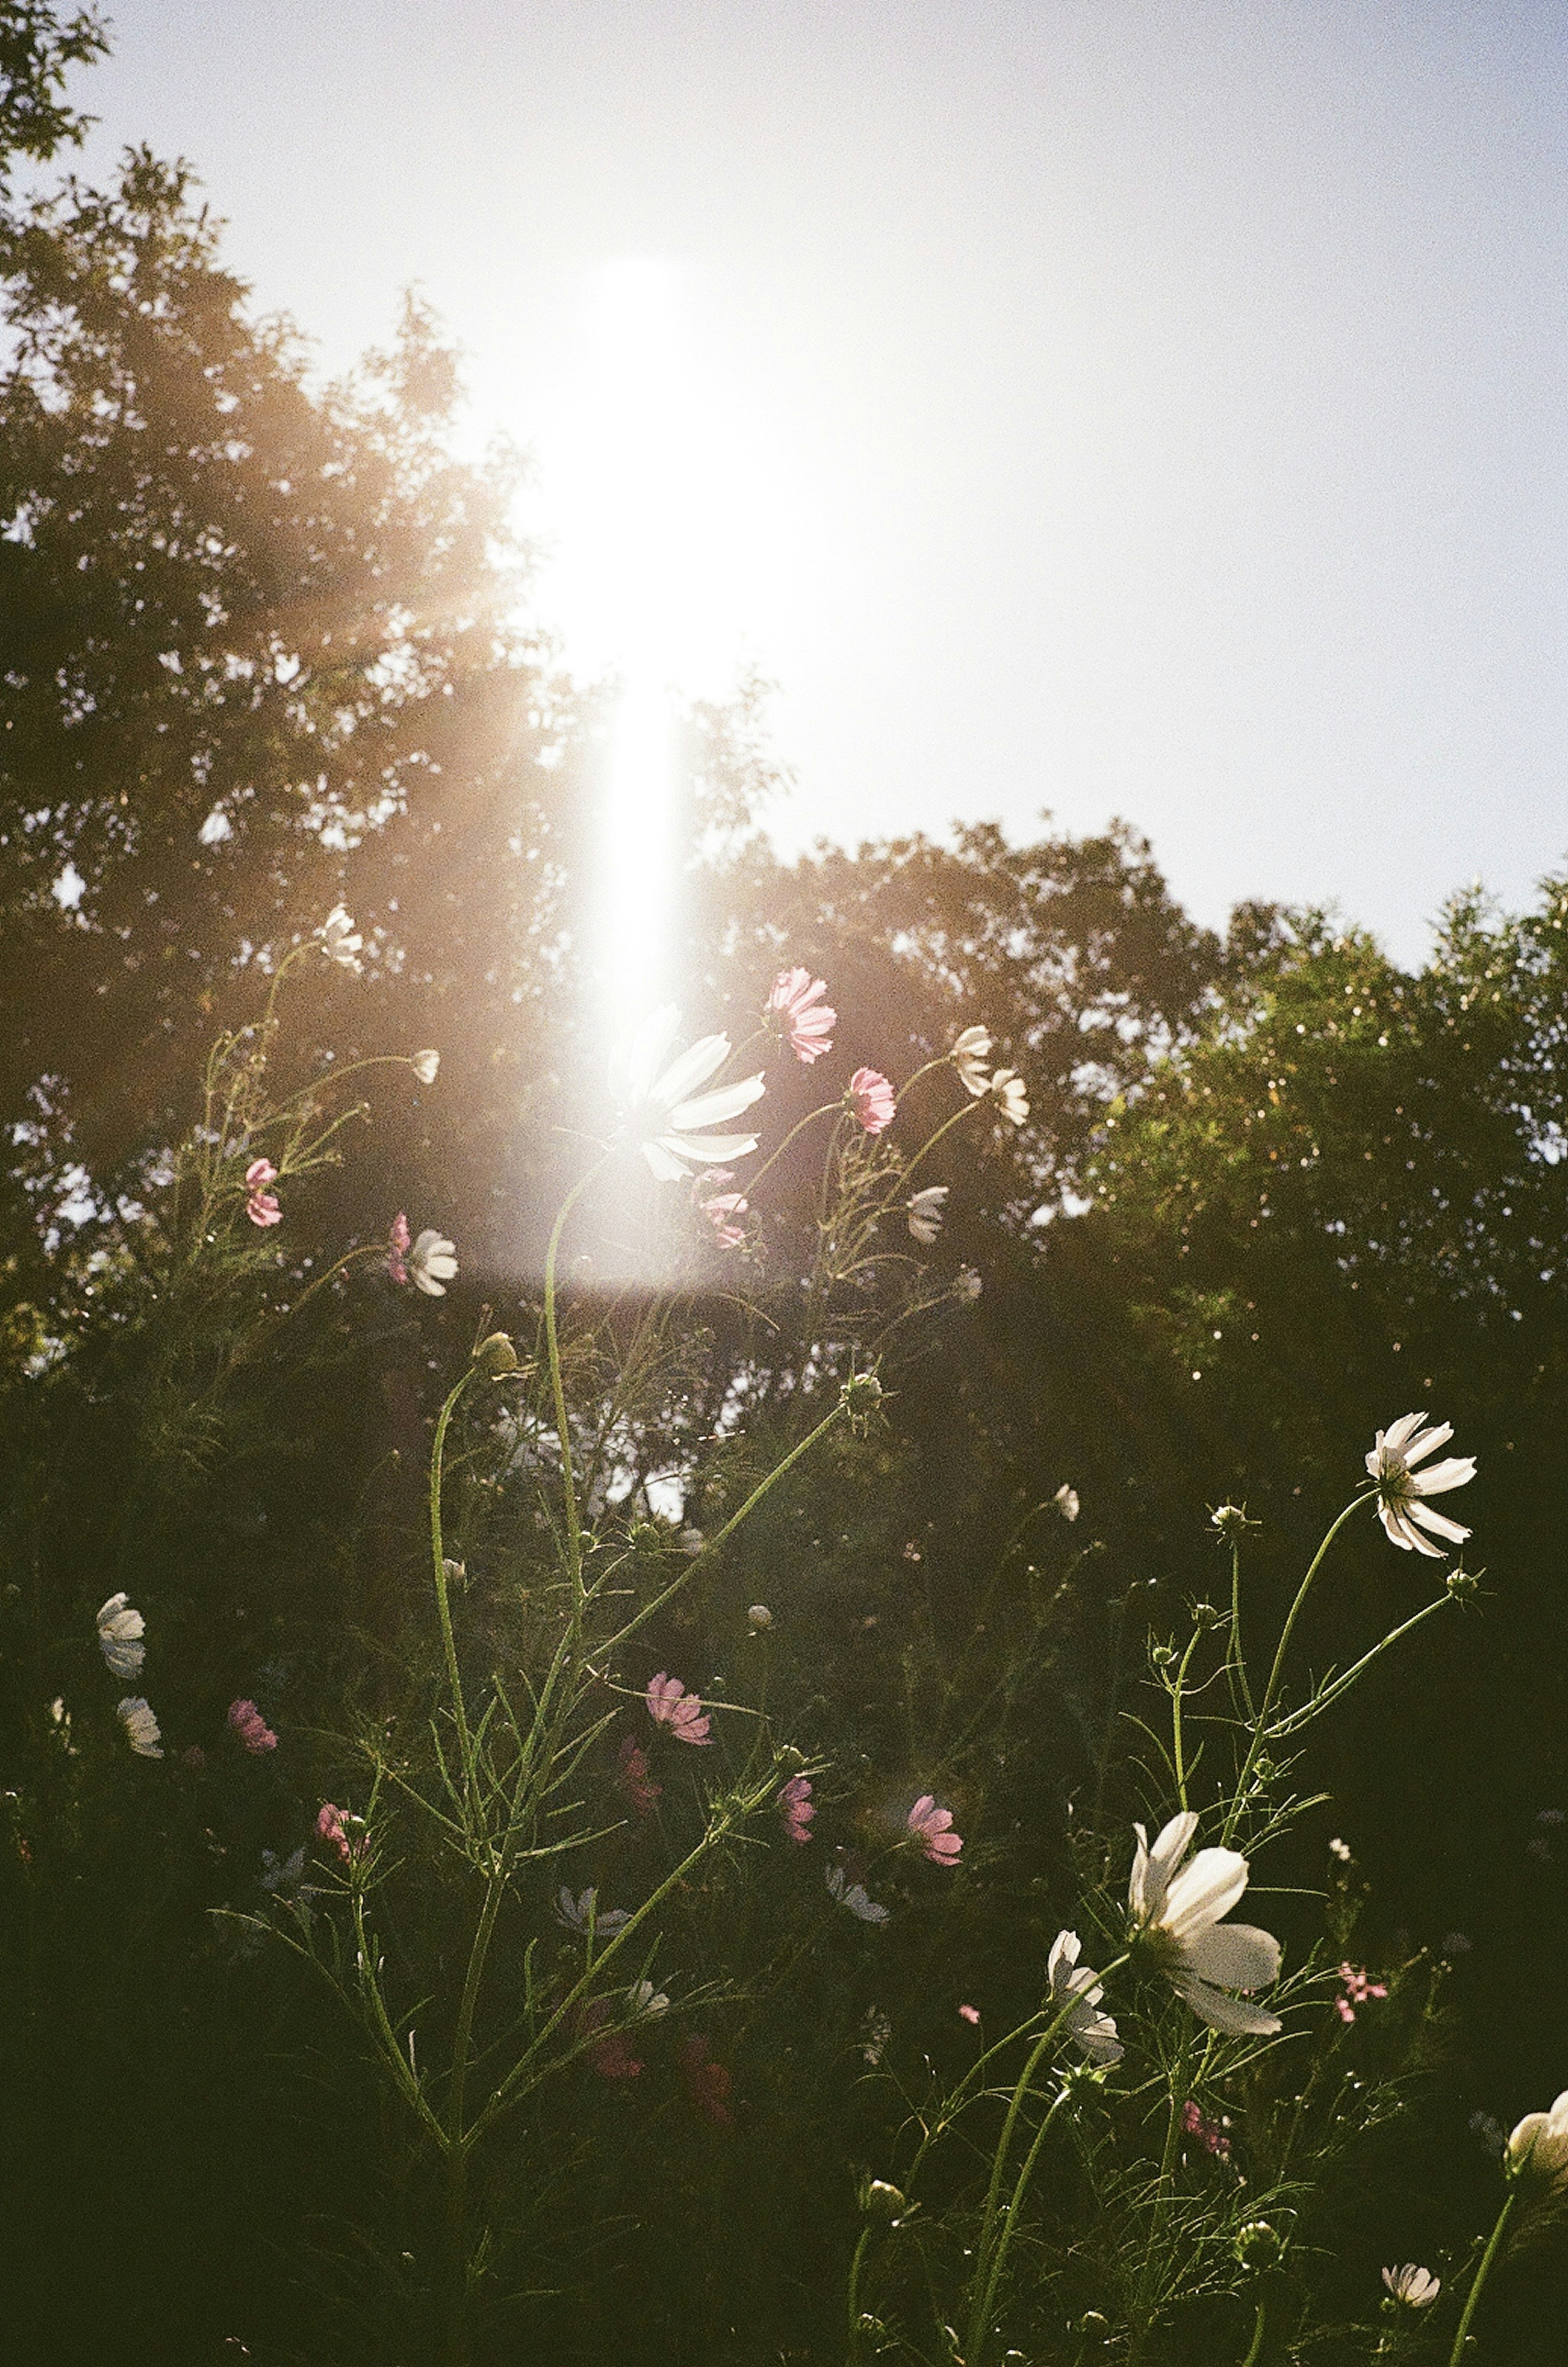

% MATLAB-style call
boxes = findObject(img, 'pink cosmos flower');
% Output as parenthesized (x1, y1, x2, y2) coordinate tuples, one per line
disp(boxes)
(907, 1794, 963, 1866)
(779, 1774, 815, 1845)
(1334, 1963, 1388, 2025)
(959, 2003, 981, 2026)
(227, 1698, 278, 1754)
(767, 966, 836, 1064)
(678, 2033, 734, 2128)
(617, 1734, 662, 1817)
(244, 1157, 281, 1227)
(316, 1801, 364, 1866)
(577, 1997, 644, 2080)
(1181, 2099, 1231, 2158)
(694, 1170, 748, 1250)
(386, 1210, 410, 1285)
(646, 1672, 713, 1746)
(847, 1068, 896, 1135)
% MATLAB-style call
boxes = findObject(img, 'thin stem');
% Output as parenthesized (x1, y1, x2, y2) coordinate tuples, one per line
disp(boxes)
(1227, 1540, 1256, 1721)
(1447, 2191, 1516, 2367)
(1266, 1592, 1453, 1738)
(967, 2083, 1074, 2366)
(846, 2225, 875, 2365)
(1169, 1630, 1203, 1813)
(1130, 2031, 1194, 2364)
(1224, 1495, 1370, 1844)
(884, 1095, 987, 1199)
(542, 1163, 607, 1635)
(739, 1099, 841, 1202)
(1240, 2300, 1267, 2367)
(430, 1371, 477, 1773)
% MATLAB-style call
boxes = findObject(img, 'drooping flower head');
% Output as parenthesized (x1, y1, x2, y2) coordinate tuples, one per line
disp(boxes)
(1366, 1413, 1476, 1556)
(318, 905, 363, 972)
(610, 1006, 766, 1182)
(951, 1025, 993, 1097)
(616, 1734, 662, 1817)
(1382, 2264, 1441, 2309)
(386, 1211, 411, 1285)
(228, 1698, 278, 1754)
(244, 1157, 281, 1228)
(96, 1591, 145, 1679)
(1047, 1929, 1123, 2064)
(907, 1184, 949, 1245)
(847, 1068, 895, 1135)
(1182, 2098, 1232, 2158)
(907, 1794, 963, 1866)
(766, 967, 836, 1064)
(408, 1229, 458, 1296)
(989, 1069, 1029, 1128)
(555, 1884, 631, 1939)
(1508, 2091, 1568, 2190)
(1127, 1811, 1282, 2035)
(410, 1049, 440, 1085)
(117, 1695, 164, 1759)
(646, 1672, 712, 1746)
(316, 1801, 366, 1867)
(826, 1862, 889, 1923)
(779, 1774, 815, 1845)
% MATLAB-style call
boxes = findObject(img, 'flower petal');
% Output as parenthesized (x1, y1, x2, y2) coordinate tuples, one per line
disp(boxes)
(1408, 1500, 1471, 1544)
(642, 1139, 693, 1183)
(668, 1073, 766, 1132)
(614, 1004, 682, 1105)
(1162, 1846, 1249, 1942)
(1174, 1976, 1282, 2037)
(1184, 1921, 1281, 1992)
(1381, 1412, 1428, 1454)
(1408, 1456, 1477, 1496)
(1401, 1420, 1453, 1468)
(654, 1128, 760, 1166)
(649, 1032, 731, 1112)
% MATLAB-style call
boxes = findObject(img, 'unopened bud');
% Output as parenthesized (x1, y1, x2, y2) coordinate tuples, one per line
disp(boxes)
(1234, 2220, 1283, 2269)
(474, 1331, 519, 1377)
(442, 1558, 466, 1588)
(747, 1604, 773, 1630)
(1209, 1503, 1254, 1539)
(1446, 1565, 1478, 1601)
(1192, 1601, 1221, 1630)
(860, 2178, 904, 2221)
(1151, 1643, 1176, 1669)
(842, 1371, 884, 1421)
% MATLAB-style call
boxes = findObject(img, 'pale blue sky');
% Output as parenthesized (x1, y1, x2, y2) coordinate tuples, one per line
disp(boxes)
(60, 0, 1568, 965)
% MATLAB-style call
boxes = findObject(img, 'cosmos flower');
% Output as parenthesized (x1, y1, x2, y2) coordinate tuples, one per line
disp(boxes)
(907, 1794, 963, 1866)
(318, 905, 363, 972)
(1508, 2091, 1568, 2189)
(826, 1864, 889, 1924)
(627, 1979, 670, 2020)
(746, 1604, 773, 1630)
(1182, 2098, 1232, 2158)
(96, 1591, 145, 1679)
(616, 1735, 662, 1817)
(117, 1696, 164, 1759)
(907, 1185, 949, 1244)
(1046, 1930, 1123, 2064)
(767, 967, 836, 1064)
(847, 1068, 896, 1134)
(678, 2033, 734, 2127)
(228, 1698, 278, 1754)
(779, 1774, 815, 1845)
(1329, 1836, 1352, 1863)
(408, 1228, 458, 1296)
(694, 1170, 748, 1249)
(610, 1005, 766, 1183)
(555, 1885, 631, 1939)
(1382, 2264, 1441, 2309)
(954, 1266, 982, 1301)
(989, 1069, 1029, 1127)
(1127, 1811, 1282, 2037)
(410, 1049, 440, 1084)
(386, 1211, 410, 1284)
(316, 1802, 366, 1867)
(244, 1157, 281, 1227)
(951, 1025, 993, 1096)
(1365, 1413, 1476, 1556)
(1054, 1483, 1080, 1522)
(646, 1672, 712, 1746)
(958, 2003, 981, 2026)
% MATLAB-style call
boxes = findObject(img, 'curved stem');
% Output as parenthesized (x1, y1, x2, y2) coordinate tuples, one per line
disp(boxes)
(738, 1099, 840, 1202)
(541, 1159, 610, 1645)
(1240, 2300, 1267, 2367)
(1223, 1495, 1369, 1844)
(1447, 2191, 1516, 2367)
(430, 1371, 477, 1772)
(846, 2224, 875, 2364)
(967, 2082, 1073, 2366)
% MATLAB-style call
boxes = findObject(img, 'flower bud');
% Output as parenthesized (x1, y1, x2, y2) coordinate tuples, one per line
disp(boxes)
(842, 1371, 884, 1419)
(1151, 1643, 1176, 1669)
(441, 1557, 466, 1589)
(747, 1604, 773, 1630)
(1446, 1565, 1478, 1601)
(1191, 1601, 1221, 1630)
(859, 2178, 905, 2221)
(1234, 2220, 1283, 2269)
(474, 1331, 520, 1377)
(1209, 1503, 1255, 1539)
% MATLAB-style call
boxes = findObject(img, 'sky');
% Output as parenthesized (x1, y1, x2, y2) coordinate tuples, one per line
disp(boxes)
(58, 0, 1568, 967)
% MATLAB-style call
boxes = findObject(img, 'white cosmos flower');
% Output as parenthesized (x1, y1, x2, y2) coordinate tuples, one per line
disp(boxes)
(318, 905, 363, 973)
(1382, 2263, 1440, 2308)
(555, 1885, 631, 1938)
(951, 1025, 993, 1096)
(610, 1005, 765, 1184)
(117, 1695, 164, 1759)
(1366, 1412, 1476, 1557)
(409, 1229, 458, 1296)
(907, 1185, 949, 1244)
(96, 1591, 146, 1678)
(1128, 1811, 1282, 2036)
(826, 1864, 890, 1924)
(990, 1068, 1029, 1127)
(1053, 1483, 1080, 1522)
(1047, 1929, 1123, 2064)
(410, 1049, 440, 1085)
(1507, 2090, 1568, 2190)
(627, 1979, 670, 2019)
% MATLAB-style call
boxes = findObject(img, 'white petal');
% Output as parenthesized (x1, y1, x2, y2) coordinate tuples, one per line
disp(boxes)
(1162, 1846, 1249, 1941)
(1381, 1412, 1428, 1454)
(614, 1004, 682, 1105)
(1408, 1456, 1477, 1496)
(655, 1128, 760, 1165)
(642, 1139, 693, 1183)
(1174, 1976, 1282, 2037)
(649, 1031, 731, 1112)
(1401, 1421, 1453, 1468)
(1408, 1500, 1470, 1544)
(668, 1072, 766, 1132)
(1075, 2011, 1123, 2064)
(1047, 1929, 1080, 1990)
(1136, 1811, 1197, 1923)
(1184, 1921, 1281, 1992)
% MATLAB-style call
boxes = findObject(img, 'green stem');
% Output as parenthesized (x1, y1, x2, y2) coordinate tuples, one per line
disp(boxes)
(846, 2225, 875, 2364)
(1227, 1540, 1256, 1721)
(967, 2083, 1073, 2366)
(1447, 2191, 1517, 2367)
(443, 2145, 472, 2367)
(1223, 1494, 1369, 1844)
(882, 1094, 987, 1200)
(1130, 2033, 1193, 2364)
(1240, 2300, 1266, 2367)
(1265, 1592, 1452, 1739)
(542, 1163, 607, 1636)
(430, 1371, 477, 1772)
(1169, 1630, 1203, 1813)
(738, 1099, 840, 1201)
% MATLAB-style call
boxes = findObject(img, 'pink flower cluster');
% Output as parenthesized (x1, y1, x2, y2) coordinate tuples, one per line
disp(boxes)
(694, 1169, 748, 1250)
(1181, 2099, 1231, 2159)
(646, 1672, 712, 1746)
(1335, 1963, 1388, 2024)
(848, 1067, 896, 1135)
(907, 1794, 963, 1865)
(227, 1698, 277, 1754)
(244, 1157, 281, 1227)
(779, 1775, 815, 1845)
(386, 1210, 410, 1284)
(767, 967, 836, 1065)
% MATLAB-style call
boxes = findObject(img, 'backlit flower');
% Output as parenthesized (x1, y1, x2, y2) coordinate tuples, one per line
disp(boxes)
(826, 1863, 889, 1923)
(646, 1672, 712, 1745)
(767, 966, 835, 1064)
(1366, 1412, 1476, 1556)
(228, 1698, 278, 1754)
(1382, 2264, 1441, 2309)
(779, 1774, 815, 1844)
(847, 1068, 896, 1134)
(616, 1735, 662, 1816)
(1508, 2091, 1568, 2189)
(318, 905, 363, 972)
(555, 1885, 631, 1939)
(1054, 1483, 1080, 1522)
(117, 1695, 164, 1759)
(386, 1210, 410, 1284)
(907, 1794, 963, 1866)
(1128, 1811, 1282, 2036)
(951, 1025, 993, 1096)
(244, 1157, 281, 1228)
(409, 1228, 458, 1296)
(96, 1591, 145, 1679)
(610, 1005, 766, 1183)
(1047, 1929, 1123, 2064)
(907, 1185, 949, 1244)
(990, 1068, 1029, 1127)
(410, 1048, 440, 1084)
(316, 1801, 366, 1866)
